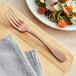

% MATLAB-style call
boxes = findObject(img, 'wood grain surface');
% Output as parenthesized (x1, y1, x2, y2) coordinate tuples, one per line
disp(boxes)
(0, 4, 73, 76)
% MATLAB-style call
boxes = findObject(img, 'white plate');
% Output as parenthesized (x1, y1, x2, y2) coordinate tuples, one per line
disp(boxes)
(26, 0, 76, 31)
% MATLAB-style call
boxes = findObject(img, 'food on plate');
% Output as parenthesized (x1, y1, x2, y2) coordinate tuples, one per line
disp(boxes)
(35, 0, 76, 28)
(58, 19, 68, 28)
(38, 6, 46, 14)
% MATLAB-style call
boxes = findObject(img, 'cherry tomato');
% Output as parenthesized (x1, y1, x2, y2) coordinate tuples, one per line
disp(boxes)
(58, 20, 68, 28)
(38, 6, 46, 14)
(66, 0, 69, 2)
(65, 6, 72, 14)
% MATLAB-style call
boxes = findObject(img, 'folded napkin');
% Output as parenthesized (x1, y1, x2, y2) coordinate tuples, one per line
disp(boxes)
(0, 36, 43, 76)
(25, 50, 43, 76)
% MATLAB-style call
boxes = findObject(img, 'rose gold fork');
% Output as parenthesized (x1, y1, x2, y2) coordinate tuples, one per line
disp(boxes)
(5, 9, 67, 62)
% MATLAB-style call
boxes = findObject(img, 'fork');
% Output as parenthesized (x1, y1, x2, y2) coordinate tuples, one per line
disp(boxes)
(5, 9, 66, 62)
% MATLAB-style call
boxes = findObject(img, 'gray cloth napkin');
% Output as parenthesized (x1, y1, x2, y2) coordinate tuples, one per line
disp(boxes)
(0, 36, 43, 76)
(25, 50, 43, 76)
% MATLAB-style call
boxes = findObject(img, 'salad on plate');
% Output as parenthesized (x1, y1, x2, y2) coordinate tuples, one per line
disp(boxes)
(35, 0, 76, 28)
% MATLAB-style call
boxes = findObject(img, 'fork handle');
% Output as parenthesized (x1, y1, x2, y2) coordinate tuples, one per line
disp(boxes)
(29, 30, 66, 62)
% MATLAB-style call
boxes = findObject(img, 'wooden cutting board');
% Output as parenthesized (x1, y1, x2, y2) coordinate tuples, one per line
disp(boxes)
(0, 4, 73, 76)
